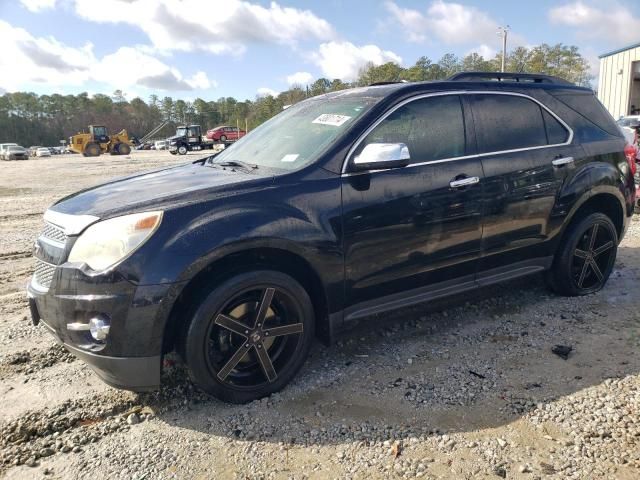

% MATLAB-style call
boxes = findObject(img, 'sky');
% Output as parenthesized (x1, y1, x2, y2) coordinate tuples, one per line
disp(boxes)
(1, 0, 640, 102)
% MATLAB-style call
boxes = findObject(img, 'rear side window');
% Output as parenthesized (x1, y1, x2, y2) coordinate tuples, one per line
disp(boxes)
(542, 109, 570, 144)
(471, 94, 553, 153)
(551, 93, 621, 138)
(355, 95, 466, 163)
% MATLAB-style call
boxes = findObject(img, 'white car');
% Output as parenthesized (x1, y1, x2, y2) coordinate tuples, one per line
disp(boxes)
(0, 143, 18, 156)
(36, 147, 51, 157)
(154, 140, 168, 150)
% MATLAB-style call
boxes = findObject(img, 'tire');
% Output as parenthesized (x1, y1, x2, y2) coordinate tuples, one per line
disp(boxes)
(117, 143, 131, 155)
(83, 143, 100, 157)
(545, 212, 618, 296)
(177, 145, 188, 155)
(219, 135, 227, 142)
(181, 270, 314, 403)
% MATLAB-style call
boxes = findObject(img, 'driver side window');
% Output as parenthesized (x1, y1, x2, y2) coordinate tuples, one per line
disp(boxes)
(354, 95, 466, 164)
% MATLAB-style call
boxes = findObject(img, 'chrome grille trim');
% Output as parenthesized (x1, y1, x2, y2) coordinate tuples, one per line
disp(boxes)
(42, 222, 67, 244)
(33, 260, 56, 290)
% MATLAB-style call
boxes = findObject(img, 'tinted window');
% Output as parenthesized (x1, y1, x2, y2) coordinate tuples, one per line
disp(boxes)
(472, 95, 547, 153)
(355, 95, 466, 163)
(542, 109, 569, 144)
(553, 93, 621, 137)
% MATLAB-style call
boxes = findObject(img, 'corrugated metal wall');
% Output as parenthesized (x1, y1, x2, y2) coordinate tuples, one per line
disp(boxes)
(598, 46, 640, 119)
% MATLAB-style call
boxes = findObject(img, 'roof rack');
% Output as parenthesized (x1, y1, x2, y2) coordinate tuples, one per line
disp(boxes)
(369, 80, 409, 86)
(447, 72, 573, 86)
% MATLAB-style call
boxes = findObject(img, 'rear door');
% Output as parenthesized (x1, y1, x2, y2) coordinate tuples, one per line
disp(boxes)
(468, 93, 577, 278)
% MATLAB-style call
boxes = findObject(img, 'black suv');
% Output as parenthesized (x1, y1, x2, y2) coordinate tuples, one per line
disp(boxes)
(28, 73, 635, 403)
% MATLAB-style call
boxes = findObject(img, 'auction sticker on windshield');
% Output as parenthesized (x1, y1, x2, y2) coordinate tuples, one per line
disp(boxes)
(280, 154, 299, 162)
(312, 114, 352, 127)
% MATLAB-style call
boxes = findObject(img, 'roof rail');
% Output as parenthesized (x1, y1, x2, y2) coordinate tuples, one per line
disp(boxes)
(447, 72, 573, 86)
(369, 80, 409, 86)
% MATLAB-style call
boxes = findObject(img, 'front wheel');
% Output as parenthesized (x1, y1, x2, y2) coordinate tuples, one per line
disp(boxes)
(546, 212, 618, 296)
(177, 145, 188, 155)
(219, 135, 227, 142)
(181, 271, 314, 403)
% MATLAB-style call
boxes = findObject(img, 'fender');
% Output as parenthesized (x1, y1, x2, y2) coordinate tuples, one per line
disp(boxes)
(554, 160, 631, 245)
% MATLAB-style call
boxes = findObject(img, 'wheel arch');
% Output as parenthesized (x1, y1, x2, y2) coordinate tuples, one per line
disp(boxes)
(161, 246, 331, 355)
(560, 187, 625, 245)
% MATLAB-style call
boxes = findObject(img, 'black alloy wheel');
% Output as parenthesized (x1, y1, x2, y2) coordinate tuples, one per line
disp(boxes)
(546, 212, 618, 296)
(182, 271, 314, 403)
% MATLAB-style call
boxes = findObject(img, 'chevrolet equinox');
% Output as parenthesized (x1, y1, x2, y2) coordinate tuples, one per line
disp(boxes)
(28, 72, 636, 403)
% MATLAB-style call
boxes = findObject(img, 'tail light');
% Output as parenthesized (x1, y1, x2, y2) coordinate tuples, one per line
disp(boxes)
(624, 143, 637, 176)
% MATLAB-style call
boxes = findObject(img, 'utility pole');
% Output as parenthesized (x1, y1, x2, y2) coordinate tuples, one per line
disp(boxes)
(498, 26, 510, 72)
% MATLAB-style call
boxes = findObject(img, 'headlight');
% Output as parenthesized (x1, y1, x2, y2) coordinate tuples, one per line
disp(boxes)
(68, 211, 163, 271)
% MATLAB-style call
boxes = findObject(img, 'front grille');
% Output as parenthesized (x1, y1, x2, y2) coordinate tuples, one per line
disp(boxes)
(42, 222, 67, 244)
(34, 260, 56, 289)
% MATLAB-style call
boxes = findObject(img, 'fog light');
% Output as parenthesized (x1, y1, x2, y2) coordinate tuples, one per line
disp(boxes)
(89, 317, 110, 341)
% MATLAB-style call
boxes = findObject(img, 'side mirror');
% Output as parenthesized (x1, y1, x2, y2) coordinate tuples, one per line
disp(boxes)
(353, 143, 411, 171)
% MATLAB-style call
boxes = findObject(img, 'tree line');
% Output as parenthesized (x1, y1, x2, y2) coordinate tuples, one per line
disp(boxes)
(0, 44, 592, 147)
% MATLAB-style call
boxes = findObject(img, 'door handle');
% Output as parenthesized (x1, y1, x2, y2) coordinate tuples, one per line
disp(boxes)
(449, 176, 480, 188)
(552, 156, 574, 166)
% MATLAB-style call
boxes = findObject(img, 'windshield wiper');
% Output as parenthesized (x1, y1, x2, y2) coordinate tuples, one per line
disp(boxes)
(213, 160, 259, 171)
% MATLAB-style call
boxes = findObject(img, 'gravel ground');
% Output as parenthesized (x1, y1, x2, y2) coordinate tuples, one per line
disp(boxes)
(0, 151, 638, 479)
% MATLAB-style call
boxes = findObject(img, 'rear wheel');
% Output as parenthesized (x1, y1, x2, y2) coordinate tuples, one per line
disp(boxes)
(546, 213, 618, 296)
(83, 143, 100, 157)
(181, 271, 314, 403)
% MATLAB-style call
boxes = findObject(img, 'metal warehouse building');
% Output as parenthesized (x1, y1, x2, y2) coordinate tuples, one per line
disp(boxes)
(598, 42, 640, 119)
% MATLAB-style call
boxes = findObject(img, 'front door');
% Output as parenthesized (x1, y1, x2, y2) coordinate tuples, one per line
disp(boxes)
(341, 94, 484, 318)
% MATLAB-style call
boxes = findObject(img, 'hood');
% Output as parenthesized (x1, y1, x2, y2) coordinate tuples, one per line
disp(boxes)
(166, 135, 183, 142)
(50, 162, 266, 218)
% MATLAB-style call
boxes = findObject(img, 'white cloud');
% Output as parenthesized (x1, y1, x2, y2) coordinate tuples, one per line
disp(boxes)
(385, 0, 525, 48)
(94, 47, 215, 91)
(0, 20, 215, 93)
(312, 41, 402, 81)
(257, 87, 278, 97)
(73, 0, 335, 55)
(469, 44, 497, 59)
(0, 20, 94, 90)
(549, 1, 640, 45)
(286, 71, 313, 86)
(20, 0, 56, 12)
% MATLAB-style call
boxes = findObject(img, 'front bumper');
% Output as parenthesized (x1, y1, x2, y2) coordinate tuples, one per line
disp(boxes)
(29, 299, 160, 390)
(26, 266, 178, 391)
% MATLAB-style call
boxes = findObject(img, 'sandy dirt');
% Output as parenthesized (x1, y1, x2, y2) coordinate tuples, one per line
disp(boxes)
(0, 151, 638, 479)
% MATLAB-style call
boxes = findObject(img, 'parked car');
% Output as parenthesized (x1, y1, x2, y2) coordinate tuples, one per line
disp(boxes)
(154, 140, 168, 150)
(28, 73, 635, 403)
(206, 125, 246, 142)
(0, 143, 18, 157)
(28, 146, 43, 157)
(2, 145, 29, 160)
(36, 147, 51, 157)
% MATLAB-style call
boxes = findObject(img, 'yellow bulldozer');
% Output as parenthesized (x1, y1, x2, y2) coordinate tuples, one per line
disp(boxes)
(68, 125, 134, 157)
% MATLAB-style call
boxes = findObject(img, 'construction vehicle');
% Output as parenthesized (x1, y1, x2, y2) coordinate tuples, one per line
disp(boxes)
(68, 125, 134, 157)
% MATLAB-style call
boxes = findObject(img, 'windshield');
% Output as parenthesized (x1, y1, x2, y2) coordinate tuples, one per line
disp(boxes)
(8, 146, 25, 151)
(208, 94, 381, 170)
(176, 127, 187, 136)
